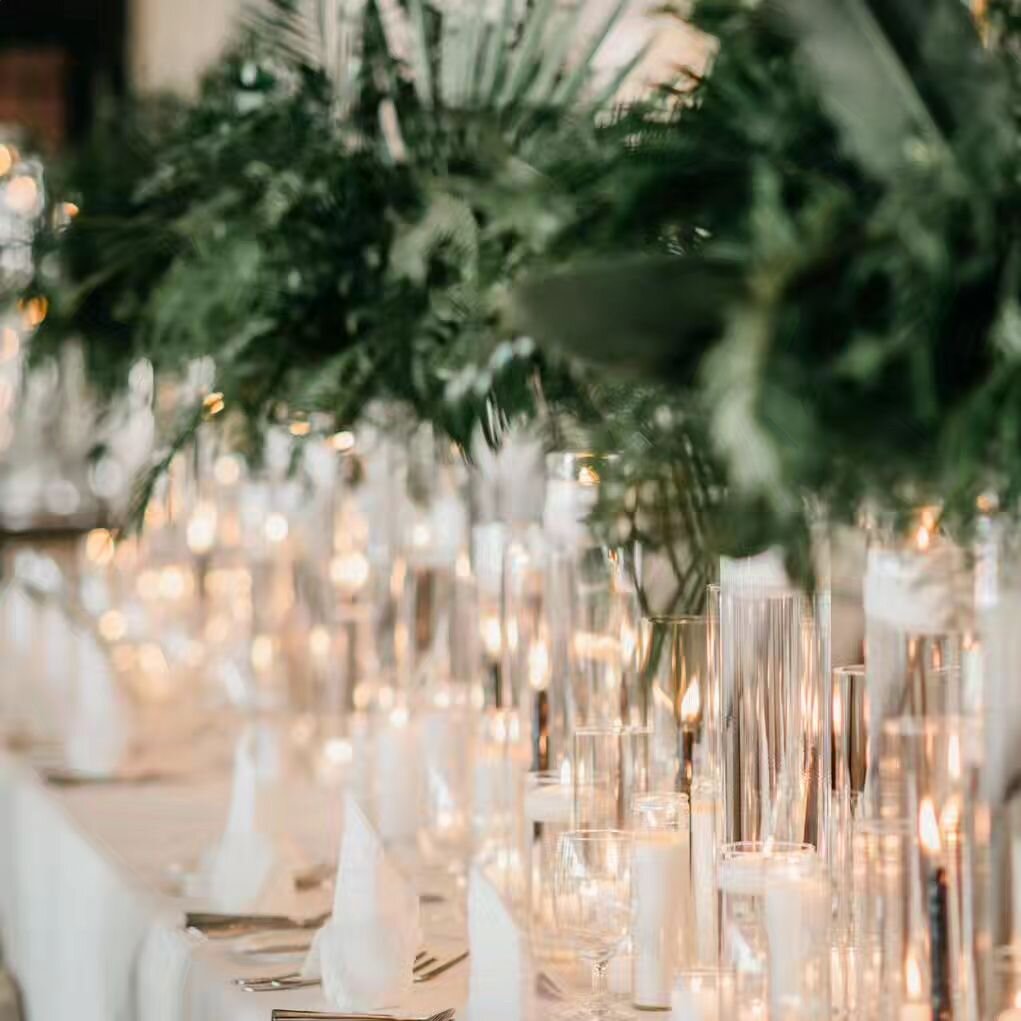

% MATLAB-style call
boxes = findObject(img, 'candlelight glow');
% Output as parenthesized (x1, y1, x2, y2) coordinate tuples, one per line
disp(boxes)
(832, 687, 843, 734)
(681, 679, 701, 723)
(915, 524, 931, 551)
(948, 733, 962, 780)
(528, 640, 550, 691)
(186, 501, 217, 555)
(919, 797, 942, 855)
(309, 626, 330, 658)
(906, 953, 923, 1000)
(331, 430, 356, 453)
(480, 614, 502, 660)
(578, 465, 600, 486)
(330, 550, 369, 594)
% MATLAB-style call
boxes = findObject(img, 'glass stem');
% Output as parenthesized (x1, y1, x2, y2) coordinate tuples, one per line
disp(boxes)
(591, 957, 608, 998)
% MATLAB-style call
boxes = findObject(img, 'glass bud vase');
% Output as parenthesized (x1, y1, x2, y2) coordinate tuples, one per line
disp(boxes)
(520, 453, 641, 776)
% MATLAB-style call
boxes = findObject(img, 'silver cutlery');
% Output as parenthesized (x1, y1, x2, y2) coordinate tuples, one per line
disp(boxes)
(42, 767, 169, 787)
(412, 951, 468, 984)
(271, 1010, 454, 1021)
(239, 951, 438, 992)
(187, 910, 330, 937)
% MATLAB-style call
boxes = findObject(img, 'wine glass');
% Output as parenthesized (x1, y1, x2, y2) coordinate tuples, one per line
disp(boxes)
(552, 830, 633, 1015)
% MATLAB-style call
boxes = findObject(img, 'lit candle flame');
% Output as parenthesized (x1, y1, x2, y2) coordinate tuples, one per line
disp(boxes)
(832, 688, 843, 734)
(480, 615, 502, 660)
(528, 641, 550, 691)
(915, 524, 931, 551)
(906, 953, 923, 1000)
(680, 679, 701, 723)
(918, 797, 942, 855)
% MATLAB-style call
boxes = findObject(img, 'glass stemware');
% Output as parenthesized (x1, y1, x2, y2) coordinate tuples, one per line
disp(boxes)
(553, 829, 633, 1016)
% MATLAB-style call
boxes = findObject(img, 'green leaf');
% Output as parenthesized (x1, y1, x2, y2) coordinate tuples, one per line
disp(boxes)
(514, 255, 743, 381)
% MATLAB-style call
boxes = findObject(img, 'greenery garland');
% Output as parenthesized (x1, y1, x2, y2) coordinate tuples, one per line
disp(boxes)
(17, 0, 1021, 594)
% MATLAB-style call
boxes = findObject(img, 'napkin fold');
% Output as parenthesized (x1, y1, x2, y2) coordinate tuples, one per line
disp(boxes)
(195, 722, 306, 911)
(302, 793, 421, 1009)
(64, 623, 131, 776)
(464, 866, 533, 1021)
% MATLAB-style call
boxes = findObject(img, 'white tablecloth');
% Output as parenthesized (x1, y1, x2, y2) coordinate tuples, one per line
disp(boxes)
(0, 743, 470, 1021)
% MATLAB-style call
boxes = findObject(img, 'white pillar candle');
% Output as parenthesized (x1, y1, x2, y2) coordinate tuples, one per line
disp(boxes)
(632, 832, 687, 1009)
(672, 974, 720, 1021)
(691, 782, 720, 965)
(523, 784, 573, 825)
(374, 709, 420, 842)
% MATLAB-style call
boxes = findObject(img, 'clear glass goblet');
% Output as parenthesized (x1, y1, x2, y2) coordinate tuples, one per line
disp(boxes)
(552, 829, 633, 1017)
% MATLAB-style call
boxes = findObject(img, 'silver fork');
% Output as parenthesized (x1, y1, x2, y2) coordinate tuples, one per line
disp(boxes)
(271, 1010, 454, 1021)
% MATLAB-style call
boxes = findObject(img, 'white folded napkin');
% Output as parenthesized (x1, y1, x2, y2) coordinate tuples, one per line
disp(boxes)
(194, 722, 306, 911)
(464, 865, 533, 1021)
(302, 793, 422, 1009)
(64, 624, 131, 776)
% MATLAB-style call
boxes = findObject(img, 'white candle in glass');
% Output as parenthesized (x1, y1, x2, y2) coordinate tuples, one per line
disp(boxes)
(691, 778, 720, 965)
(632, 793, 691, 1011)
(672, 971, 720, 1021)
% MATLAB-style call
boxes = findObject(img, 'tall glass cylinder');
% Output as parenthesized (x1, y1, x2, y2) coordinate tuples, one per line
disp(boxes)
(573, 724, 651, 829)
(641, 615, 720, 797)
(878, 715, 987, 1021)
(863, 517, 970, 813)
(975, 515, 1021, 957)
(720, 567, 814, 845)
(506, 452, 641, 777)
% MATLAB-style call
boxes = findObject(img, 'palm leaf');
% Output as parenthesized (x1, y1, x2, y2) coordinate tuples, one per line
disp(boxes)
(771, 0, 1009, 182)
(552, 0, 634, 108)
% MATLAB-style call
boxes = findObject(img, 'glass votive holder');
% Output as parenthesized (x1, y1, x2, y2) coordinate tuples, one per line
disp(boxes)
(993, 945, 1021, 1020)
(631, 793, 692, 1010)
(718, 841, 830, 1021)
(573, 724, 651, 829)
(521, 769, 574, 960)
(672, 968, 729, 1021)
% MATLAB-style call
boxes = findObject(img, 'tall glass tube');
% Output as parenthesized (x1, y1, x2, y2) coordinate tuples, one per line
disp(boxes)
(640, 615, 719, 796)
(720, 571, 811, 844)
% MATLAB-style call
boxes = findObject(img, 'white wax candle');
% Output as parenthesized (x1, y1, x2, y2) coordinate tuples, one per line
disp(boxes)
(523, 784, 573, 824)
(672, 980, 719, 1021)
(632, 833, 687, 1009)
(374, 714, 420, 842)
(691, 796, 719, 965)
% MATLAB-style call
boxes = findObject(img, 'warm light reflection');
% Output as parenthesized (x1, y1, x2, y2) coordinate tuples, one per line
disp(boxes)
(264, 512, 289, 544)
(330, 550, 369, 594)
(578, 465, 600, 486)
(919, 797, 942, 855)
(85, 528, 116, 567)
(948, 732, 962, 781)
(915, 524, 931, 552)
(681, 679, 701, 723)
(203, 392, 225, 416)
(0, 146, 13, 176)
(19, 296, 47, 328)
(528, 640, 550, 691)
(480, 614, 502, 660)
(331, 430, 356, 453)
(6, 176, 39, 216)
(289, 420, 311, 436)
(906, 953, 923, 1000)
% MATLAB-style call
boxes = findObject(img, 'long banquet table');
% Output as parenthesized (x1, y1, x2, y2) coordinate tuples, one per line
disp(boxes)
(0, 736, 471, 1021)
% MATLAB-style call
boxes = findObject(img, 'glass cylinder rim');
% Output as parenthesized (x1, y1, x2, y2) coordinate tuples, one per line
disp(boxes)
(720, 840, 816, 857)
(881, 713, 981, 739)
(833, 663, 867, 677)
(573, 724, 653, 737)
(560, 828, 633, 843)
(644, 613, 705, 626)
(632, 792, 691, 819)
